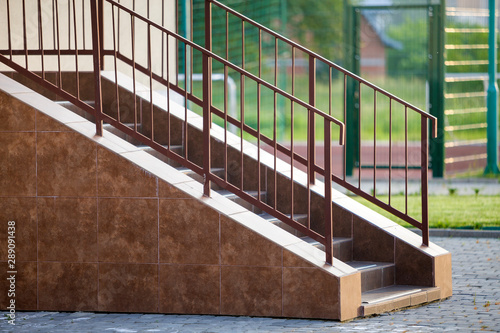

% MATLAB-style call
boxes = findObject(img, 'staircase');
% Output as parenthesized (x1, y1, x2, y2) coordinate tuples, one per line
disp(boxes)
(0, 0, 451, 320)
(54, 69, 444, 317)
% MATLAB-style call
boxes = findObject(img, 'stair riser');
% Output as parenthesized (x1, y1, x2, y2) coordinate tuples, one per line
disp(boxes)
(360, 266, 395, 292)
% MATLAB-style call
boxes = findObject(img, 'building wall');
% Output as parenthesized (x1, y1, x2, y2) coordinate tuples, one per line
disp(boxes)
(360, 16, 386, 77)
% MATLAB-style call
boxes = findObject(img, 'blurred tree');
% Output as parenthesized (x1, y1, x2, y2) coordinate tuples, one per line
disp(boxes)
(286, 0, 343, 62)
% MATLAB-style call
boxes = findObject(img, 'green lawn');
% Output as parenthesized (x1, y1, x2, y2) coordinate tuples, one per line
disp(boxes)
(354, 195, 500, 229)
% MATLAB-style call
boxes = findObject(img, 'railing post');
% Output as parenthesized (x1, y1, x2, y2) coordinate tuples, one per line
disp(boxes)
(90, 0, 103, 136)
(324, 120, 333, 265)
(202, 0, 212, 196)
(421, 116, 429, 246)
(98, 0, 104, 70)
(308, 55, 316, 184)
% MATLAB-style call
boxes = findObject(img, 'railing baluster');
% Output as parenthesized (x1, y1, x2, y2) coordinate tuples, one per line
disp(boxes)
(6, 0, 12, 61)
(38, 0, 45, 79)
(373, 90, 377, 196)
(308, 55, 316, 184)
(22, 0, 28, 69)
(90, 0, 103, 136)
(72, 0, 80, 99)
(421, 116, 429, 246)
(148, 23, 154, 142)
(112, 4, 120, 123)
(203, 0, 212, 197)
(324, 120, 333, 265)
(389, 98, 392, 205)
(343, 73, 347, 181)
(131, 14, 137, 131)
(405, 106, 408, 215)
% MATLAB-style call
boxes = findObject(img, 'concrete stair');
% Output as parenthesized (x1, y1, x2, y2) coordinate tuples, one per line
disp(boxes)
(48, 73, 448, 319)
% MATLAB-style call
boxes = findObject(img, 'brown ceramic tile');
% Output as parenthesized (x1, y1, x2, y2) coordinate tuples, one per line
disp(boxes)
(158, 179, 190, 199)
(283, 267, 340, 319)
(0, 132, 36, 196)
(37, 132, 97, 197)
(0, 197, 37, 261)
(98, 263, 158, 313)
(339, 273, 362, 321)
(283, 249, 315, 268)
(9, 72, 57, 100)
(36, 111, 71, 132)
(97, 146, 158, 198)
(0, 91, 35, 132)
(382, 265, 395, 288)
(395, 239, 434, 287)
(221, 215, 282, 267)
(159, 264, 220, 314)
(310, 191, 326, 234)
(98, 198, 158, 263)
(332, 204, 353, 238)
(38, 197, 97, 262)
(353, 217, 394, 262)
(60, 72, 95, 101)
(0, 261, 37, 310)
(333, 239, 353, 262)
(159, 199, 219, 265)
(38, 262, 98, 311)
(434, 253, 452, 298)
(360, 268, 382, 292)
(221, 266, 282, 317)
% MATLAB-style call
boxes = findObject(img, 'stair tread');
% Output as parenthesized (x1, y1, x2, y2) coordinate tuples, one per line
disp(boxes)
(177, 167, 225, 173)
(140, 144, 183, 150)
(300, 236, 352, 246)
(362, 285, 436, 304)
(346, 261, 394, 270)
(259, 212, 308, 222)
(216, 189, 263, 197)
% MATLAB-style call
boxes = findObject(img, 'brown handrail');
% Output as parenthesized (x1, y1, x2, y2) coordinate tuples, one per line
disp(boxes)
(207, 0, 436, 245)
(0, 0, 435, 264)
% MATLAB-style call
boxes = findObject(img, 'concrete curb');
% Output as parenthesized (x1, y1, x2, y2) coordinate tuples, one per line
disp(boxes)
(410, 228, 500, 238)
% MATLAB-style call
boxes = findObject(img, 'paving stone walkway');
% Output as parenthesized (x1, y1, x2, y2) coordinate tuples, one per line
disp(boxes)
(1, 236, 499, 332)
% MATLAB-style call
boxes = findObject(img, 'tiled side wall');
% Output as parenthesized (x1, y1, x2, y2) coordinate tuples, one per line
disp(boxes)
(0, 89, 357, 320)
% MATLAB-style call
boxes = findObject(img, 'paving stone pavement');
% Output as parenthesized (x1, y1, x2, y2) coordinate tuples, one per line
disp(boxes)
(0, 236, 498, 332)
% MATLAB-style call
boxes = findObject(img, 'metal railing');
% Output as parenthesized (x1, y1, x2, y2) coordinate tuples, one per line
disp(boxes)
(0, 0, 436, 264)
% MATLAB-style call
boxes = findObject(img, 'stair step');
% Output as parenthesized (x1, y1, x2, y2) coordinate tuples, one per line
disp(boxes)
(141, 145, 183, 166)
(299, 236, 353, 262)
(216, 190, 266, 214)
(103, 123, 143, 145)
(258, 212, 308, 237)
(56, 100, 96, 121)
(362, 285, 441, 316)
(177, 167, 226, 190)
(346, 261, 395, 292)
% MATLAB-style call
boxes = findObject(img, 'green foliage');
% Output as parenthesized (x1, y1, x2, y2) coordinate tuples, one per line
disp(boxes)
(286, 0, 343, 62)
(386, 15, 428, 78)
(355, 195, 500, 229)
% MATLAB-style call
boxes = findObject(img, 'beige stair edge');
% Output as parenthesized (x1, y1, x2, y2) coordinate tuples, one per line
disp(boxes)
(362, 286, 442, 316)
(99, 71, 450, 260)
(0, 72, 357, 280)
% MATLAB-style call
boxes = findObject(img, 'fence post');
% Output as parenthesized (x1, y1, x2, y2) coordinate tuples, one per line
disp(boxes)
(308, 55, 316, 185)
(421, 116, 429, 246)
(202, 0, 212, 196)
(324, 121, 333, 265)
(90, 0, 103, 136)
